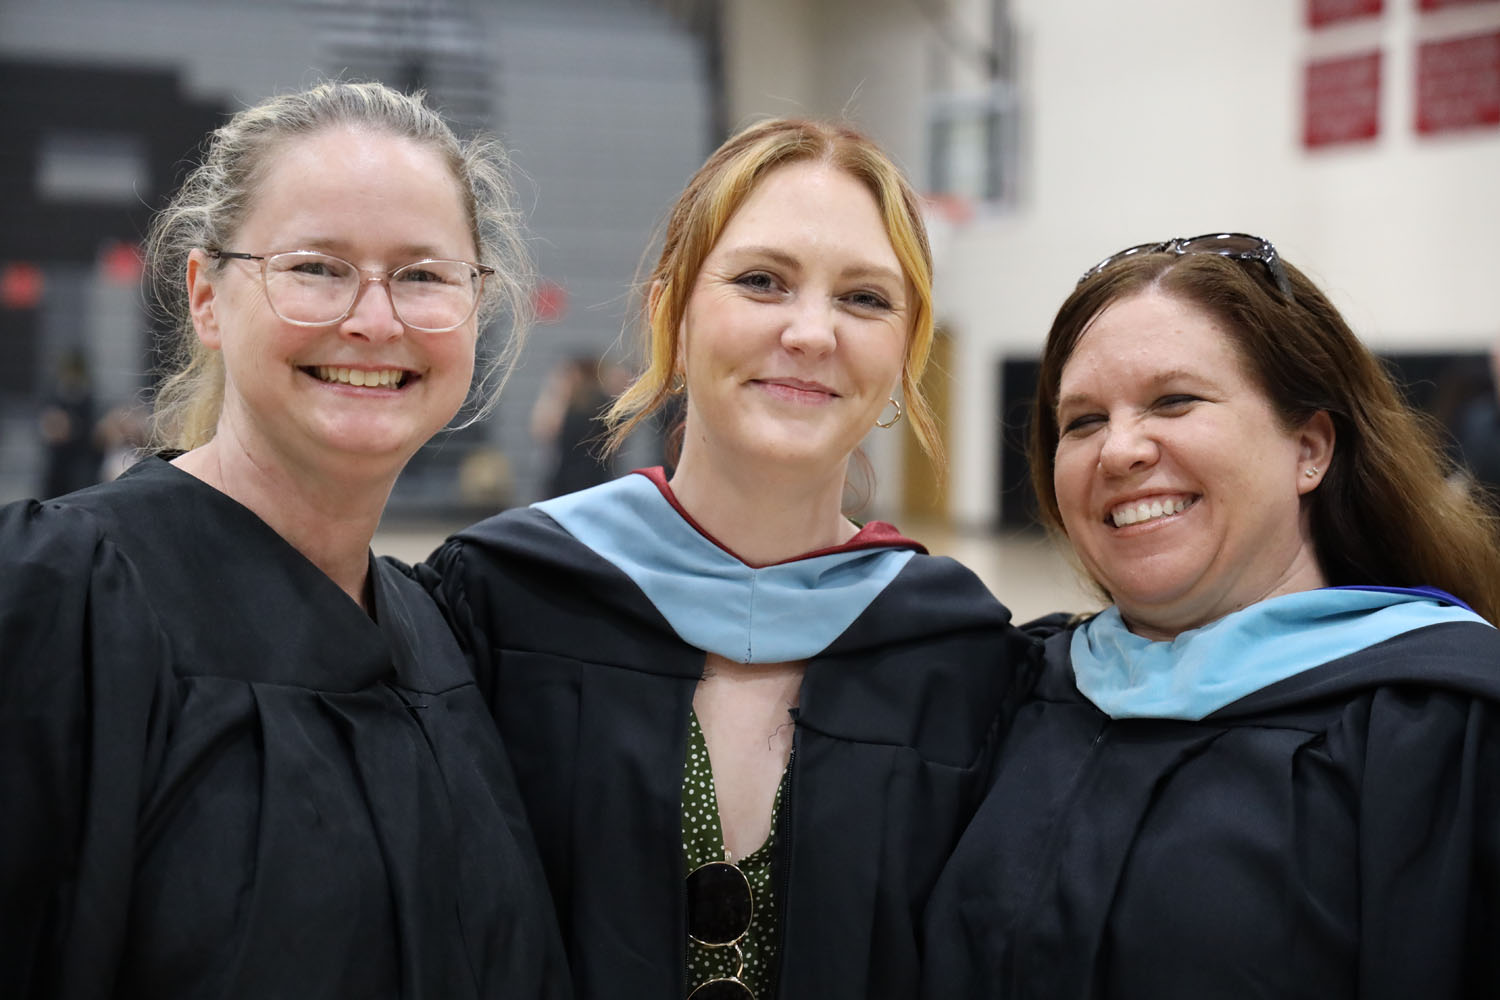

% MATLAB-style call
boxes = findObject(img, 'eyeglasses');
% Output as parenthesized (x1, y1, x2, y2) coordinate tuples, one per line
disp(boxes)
(686, 860, 755, 1000)
(207, 249, 494, 332)
(1076, 233, 1294, 300)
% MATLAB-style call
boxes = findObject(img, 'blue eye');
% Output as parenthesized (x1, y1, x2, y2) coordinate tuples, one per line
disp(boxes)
(272, 253, 353, 280)
(395, 260, 470, 287)
(735, 271, 779, 293)
(844, 290, 892, 311)
(291, 260, 344, 278)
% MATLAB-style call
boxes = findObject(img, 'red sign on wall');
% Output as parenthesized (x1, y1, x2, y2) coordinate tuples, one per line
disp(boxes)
(1, 262, 44, 310)
(1416, 31, 1500, 133)
(1418, 0, 1499, 12)
(532, 280, 569, 323)
(1307, 0, 1383, 28)
(1304, 51, 1383, 147)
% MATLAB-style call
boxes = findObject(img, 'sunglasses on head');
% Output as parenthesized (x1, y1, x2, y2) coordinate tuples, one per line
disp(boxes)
(686, 860, 756, 1000)
(1077, 233, 1294, 300)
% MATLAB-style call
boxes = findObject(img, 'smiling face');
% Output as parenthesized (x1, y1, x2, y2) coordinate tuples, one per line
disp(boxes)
(1052, 290, 1334, 639)
(187, 126, 478, 477)
(674, 160, 910, 484)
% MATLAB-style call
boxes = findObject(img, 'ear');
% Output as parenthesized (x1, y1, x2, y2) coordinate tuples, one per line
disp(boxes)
(1294, 410, 1335, 495)
(186, 250, 225, 351)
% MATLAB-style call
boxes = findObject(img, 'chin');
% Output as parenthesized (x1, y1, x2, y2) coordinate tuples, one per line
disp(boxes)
(310, 421, 428, 464)
(722, 428, 826, 464)
(758, 443, 847, 473)
(1100, 578, 1197, 619)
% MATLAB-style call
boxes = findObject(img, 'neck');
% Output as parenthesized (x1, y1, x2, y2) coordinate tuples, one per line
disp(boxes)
(1119, 547, 1329, 643)
(668, 447, 857, 566)
(172, 432, 399, 611)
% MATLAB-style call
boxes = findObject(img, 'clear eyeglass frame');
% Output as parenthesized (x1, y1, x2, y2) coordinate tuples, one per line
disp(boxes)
(206, 249, 494, 332)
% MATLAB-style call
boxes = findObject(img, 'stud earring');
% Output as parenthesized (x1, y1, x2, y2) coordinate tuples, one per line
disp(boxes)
(875, 398, 902, 429)
(669, 373, 685, 394)
(1304, 467, 1319, 479)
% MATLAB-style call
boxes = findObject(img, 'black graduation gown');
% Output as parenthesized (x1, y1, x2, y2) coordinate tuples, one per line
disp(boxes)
(0, 457, 570, 999)
(419, 502, 1030, 1000)
(921, 618, 1500, 999)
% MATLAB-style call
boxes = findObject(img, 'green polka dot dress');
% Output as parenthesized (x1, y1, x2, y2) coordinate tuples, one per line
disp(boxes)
(682, 711, 783, 998)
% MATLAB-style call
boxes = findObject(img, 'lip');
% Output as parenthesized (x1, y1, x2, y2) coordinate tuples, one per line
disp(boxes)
(751, 377, 840, 403)
(1104, 491, 1199, 528)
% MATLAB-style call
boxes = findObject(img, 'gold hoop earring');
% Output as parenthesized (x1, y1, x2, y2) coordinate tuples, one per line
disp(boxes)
(875, 397, 902, 429)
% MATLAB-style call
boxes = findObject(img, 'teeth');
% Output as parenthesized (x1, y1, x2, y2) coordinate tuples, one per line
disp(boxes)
(1111, 497, 1191, 527)
(312, 366, 405, 388)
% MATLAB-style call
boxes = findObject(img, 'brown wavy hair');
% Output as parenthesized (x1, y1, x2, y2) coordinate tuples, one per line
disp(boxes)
(1028, 247, 1500, 625)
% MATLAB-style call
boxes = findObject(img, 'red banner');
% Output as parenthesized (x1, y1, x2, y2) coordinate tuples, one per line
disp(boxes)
(1416, 31, 1500, 133)
(1308, 0, 1383, 28)
(1418, 0, 1498, 12)
(1304, 51, 1383, 147)
(1, 262, 43, 310)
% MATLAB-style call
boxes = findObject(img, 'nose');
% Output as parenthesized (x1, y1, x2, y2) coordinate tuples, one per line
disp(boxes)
(780, 298, 837, 357)
(1095, 416, 1159, 476)
(340, 275, 405, 343)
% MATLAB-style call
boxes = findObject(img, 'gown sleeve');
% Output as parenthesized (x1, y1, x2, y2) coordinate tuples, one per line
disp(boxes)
(410, 539, 500, 696)
(1352, 680, 1500, 997)
(0, 499, 174, 996)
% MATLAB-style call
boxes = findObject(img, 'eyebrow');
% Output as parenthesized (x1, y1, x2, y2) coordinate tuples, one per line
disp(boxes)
(719, 244, 904, 287)
(1055, 368, 1212, 413)
(286, 237, 460, 260)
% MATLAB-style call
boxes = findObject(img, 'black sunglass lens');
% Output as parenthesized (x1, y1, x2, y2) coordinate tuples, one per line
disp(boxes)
(688, 978, 756, 1000)
(1178, 235, 1265, 257)
(1177, 234, 1292, 297)
(686, 861, 753, 946)
(1077, 242, 1173, 285)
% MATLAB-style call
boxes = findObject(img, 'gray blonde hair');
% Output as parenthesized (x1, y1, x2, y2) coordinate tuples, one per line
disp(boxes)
(144, 80, 531, 450)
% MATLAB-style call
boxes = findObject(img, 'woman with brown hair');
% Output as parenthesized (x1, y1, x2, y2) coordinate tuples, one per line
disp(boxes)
(422, 118, 1029, 999)
(923, 234, 1500, 998)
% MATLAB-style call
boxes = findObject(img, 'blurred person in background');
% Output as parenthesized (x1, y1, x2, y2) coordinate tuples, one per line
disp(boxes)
(530, 353, 626, 498)
(0, 81, 568, 998)
(94, 400, 151, 482)
(923, 234, 1500, 999)
(421, 118, 1031, 999)
(36, 347, 103, 497)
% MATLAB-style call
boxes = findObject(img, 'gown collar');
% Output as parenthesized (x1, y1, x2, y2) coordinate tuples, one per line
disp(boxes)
(533, 471, 923, 663)
(1071, 586, 1492, 720)
(105, 457, 443, 691)
(630, 466, 925, 563)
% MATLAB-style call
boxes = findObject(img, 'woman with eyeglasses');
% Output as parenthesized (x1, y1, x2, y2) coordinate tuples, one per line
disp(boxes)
(0, 82, 568, 998)
(921, 235, 1500, 998)
(418, 119, 1030, 999)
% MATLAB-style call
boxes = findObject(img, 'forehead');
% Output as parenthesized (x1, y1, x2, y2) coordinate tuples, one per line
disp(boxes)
(1060, 290, 1250, 393)
(712, 161, 899, 266)
(239, 127, 472, 250)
